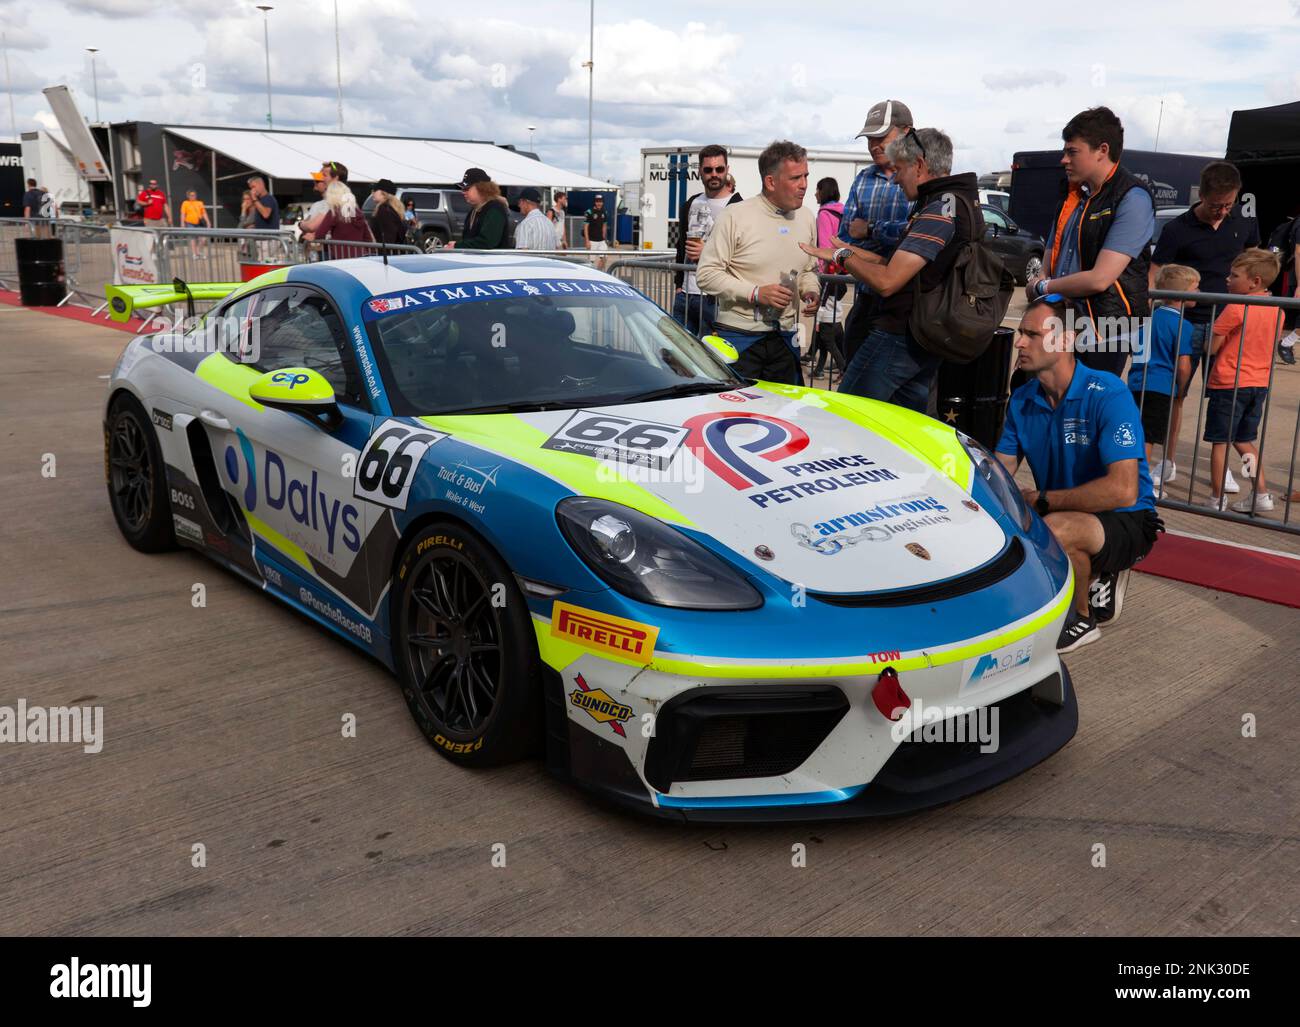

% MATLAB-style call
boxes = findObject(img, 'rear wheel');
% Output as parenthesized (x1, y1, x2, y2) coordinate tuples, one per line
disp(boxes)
(421, 231, 447, 253)
(392, 523, 542, 766)
(106, 393, 176, 552)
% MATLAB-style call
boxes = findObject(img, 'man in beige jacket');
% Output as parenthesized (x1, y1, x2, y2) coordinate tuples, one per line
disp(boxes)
(696, 140, 820, 385)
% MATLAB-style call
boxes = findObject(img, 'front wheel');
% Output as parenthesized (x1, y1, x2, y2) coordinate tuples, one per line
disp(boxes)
(1024, 252, 1044, 285)
(422, 232, 447, 253)
(106, 393, 176, 552)
(392, 523, 542, 766)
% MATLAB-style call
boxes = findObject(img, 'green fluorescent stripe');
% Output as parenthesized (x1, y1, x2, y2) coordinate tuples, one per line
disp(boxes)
(419, 413, 695, 526)
(535, 574, 1073, 680)
(195, 353, 264, 410)
(757, 383, 974, 492)
(245, 511, 312, 570)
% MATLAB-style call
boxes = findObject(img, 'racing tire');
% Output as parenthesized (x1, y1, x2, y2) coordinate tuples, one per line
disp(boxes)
(106, 392, 177, 553)
(392, 522, 542, 767)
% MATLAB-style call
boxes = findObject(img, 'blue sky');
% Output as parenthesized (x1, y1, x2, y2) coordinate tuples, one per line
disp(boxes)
(3, 0, 1298, 183)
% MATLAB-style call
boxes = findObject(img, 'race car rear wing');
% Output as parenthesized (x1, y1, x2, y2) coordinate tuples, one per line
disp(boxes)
(104, 280, 242, 323)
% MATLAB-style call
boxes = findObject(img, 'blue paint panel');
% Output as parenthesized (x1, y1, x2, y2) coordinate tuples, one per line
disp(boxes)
(657, 784, 867, 809)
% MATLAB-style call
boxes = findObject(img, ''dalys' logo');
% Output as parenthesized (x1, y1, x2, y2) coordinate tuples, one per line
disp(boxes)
(224, 428, 361, 555)
(682, 412, 809, 490)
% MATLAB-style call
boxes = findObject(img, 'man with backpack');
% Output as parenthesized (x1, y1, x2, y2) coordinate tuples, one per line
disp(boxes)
(802, 127, 999, 413)
(1267, 211, 1299, 364)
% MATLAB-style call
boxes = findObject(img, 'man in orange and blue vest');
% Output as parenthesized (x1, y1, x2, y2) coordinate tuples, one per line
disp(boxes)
(1027, 107, 1155, 379)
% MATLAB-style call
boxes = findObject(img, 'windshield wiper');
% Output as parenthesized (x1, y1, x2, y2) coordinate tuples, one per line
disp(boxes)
(618, 381, 740, 404)
(431, 399, 590, 415)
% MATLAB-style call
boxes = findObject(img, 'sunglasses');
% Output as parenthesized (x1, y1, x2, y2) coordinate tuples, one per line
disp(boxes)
(905, 127, 926, 161)
(701, 166, 727, 175)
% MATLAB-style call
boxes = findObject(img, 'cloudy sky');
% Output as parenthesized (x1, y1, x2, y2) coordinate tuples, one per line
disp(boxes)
(3, 0, 1299, 184)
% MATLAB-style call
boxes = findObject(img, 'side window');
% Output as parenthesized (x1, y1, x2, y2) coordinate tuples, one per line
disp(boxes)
(210, 294, 254, 359)
(247, 287, 366, 407)
(984, 207, 1010, 232)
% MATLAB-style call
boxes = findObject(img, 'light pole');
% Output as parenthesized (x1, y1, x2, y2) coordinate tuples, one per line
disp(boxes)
(584, 0, 594, 176)
(333, 0, 343, 132)
(85, 48, 101, 123)
(527, 125, 536, 152)
(256, 5, 274, 129)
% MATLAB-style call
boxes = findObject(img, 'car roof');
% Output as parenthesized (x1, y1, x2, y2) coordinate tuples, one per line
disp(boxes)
(289, 252, 623, 297)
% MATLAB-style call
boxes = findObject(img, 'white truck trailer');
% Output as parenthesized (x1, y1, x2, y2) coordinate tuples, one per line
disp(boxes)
(638, 145, 871, 250)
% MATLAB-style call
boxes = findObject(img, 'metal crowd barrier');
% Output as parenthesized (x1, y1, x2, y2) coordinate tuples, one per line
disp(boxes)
(606, 257, 854, 389)
(158, 226, 298, 288)
(1139, 288, 1300, 535)
(302, 237, 423, 262)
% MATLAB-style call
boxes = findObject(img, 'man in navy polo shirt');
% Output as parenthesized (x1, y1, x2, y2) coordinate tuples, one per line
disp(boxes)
(996, 295, 1162, 653)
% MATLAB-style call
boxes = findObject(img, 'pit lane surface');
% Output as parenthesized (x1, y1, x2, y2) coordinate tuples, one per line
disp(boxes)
(2, 305, 1297, 936)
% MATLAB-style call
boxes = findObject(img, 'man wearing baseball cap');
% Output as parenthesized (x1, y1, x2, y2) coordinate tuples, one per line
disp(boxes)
(838, 100, 916, 362)
(514, 187, 554, 250)
(301, 161, 348, 239)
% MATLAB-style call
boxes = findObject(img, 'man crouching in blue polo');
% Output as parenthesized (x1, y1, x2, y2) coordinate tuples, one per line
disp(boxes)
(995, 295, 1163, 653)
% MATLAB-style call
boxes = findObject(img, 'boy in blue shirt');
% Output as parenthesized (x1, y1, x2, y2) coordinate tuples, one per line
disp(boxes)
(1127, 264, 1198, 491)
(997, 295, 1161, 653)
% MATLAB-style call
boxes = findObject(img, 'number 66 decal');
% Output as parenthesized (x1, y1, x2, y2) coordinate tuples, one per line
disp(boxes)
(354, 419, 448, 509)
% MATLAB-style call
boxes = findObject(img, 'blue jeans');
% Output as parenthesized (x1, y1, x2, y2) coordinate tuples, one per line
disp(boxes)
(710, 326, 803, 387)
(671, 291, 717, 337)
(838, 327, 940, 413)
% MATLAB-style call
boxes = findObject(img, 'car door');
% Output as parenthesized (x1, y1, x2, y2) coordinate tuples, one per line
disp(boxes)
(201, 284, 382, 627)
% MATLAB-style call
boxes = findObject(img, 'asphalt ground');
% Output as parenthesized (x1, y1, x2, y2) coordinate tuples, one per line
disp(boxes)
(1, 303, 1296, 936)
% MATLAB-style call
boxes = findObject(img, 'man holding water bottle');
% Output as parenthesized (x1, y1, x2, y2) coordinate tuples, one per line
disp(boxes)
(673, 144, 743, 336)
(696, 140, 820, 386)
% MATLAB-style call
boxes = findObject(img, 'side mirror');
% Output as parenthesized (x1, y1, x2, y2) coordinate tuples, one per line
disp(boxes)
(701, 334, 739, 362)
(249, 367, 342, 427)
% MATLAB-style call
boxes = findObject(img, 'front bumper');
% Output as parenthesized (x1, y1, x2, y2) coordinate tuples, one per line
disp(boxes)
(543, 616, 1078, 823)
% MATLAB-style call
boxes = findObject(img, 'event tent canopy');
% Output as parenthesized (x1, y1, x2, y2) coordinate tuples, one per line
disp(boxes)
(161, 125, 610, 190)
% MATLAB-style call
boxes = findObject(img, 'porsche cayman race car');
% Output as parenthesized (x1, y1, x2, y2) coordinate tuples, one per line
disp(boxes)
(103, 253, 1077, 821)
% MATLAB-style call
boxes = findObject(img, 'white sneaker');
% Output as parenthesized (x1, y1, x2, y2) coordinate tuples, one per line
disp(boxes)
(1231, 492, 1274, 514)
(1198, 495, 1228, 511)
(1222, 468, 1240, 494)
(1240, 453, 1256, 479)
(1160, 460, 1177, 483)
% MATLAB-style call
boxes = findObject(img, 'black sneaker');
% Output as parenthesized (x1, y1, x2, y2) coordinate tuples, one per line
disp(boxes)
(1057, 607, 1101, 653)
(1089, 569, 1129, 625)
(1280, 344, 1296, 366)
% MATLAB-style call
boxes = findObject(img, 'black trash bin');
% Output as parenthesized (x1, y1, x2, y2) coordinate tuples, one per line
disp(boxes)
(15, 237, 67, 306)
(936, 326, 1015, 450)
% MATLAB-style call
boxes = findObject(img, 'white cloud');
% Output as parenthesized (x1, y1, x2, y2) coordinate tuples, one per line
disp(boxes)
(983, 69, 1068, 92)
(556, 19, 741, 106)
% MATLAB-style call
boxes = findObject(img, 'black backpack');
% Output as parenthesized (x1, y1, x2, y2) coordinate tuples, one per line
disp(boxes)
(908, 192, 1014, 364)
(1267, 217, 1297, 278)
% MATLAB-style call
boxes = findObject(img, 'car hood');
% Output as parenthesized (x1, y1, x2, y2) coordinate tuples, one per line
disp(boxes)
(429, 386, 1010, 596)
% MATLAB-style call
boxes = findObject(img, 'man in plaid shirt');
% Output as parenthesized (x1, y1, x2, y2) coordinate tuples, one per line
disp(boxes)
(838, 100, 915, 360)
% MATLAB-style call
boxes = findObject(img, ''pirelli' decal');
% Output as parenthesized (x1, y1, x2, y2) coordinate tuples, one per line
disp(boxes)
(550, 602, 658, 665)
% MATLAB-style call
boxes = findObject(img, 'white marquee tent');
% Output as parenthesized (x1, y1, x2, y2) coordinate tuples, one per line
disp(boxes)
(162, 125, 610, 190)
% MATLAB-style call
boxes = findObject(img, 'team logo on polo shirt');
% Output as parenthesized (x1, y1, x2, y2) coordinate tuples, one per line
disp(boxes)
(1113, 422, 1138, 448)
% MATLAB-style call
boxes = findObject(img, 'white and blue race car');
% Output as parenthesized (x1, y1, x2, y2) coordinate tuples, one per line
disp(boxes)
(103, 254, 1077, 821)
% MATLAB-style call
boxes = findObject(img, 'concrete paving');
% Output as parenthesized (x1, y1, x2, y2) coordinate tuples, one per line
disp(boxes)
(1, 305, 1296, 936)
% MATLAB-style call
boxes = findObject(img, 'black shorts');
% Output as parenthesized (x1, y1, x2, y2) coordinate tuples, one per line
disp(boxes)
(1204, 387, 1268, 444)
(1136, 390, 1173, 445)
(1092, 508, 1162, 577)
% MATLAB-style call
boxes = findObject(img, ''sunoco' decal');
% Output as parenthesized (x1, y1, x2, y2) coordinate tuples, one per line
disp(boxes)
(569, 673, 634, 738)
(682, 412, 809, 490)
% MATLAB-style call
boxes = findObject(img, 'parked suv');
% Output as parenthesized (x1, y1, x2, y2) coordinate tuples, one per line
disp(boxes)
(361, 188, 471, 251)
(981, 203, 1045, 285)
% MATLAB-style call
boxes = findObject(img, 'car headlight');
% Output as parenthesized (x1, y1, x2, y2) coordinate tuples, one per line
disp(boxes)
(557, 497, 762, 610)
(957, 432, 1032, 532)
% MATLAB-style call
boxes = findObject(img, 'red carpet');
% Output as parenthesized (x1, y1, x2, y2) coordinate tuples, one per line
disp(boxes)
(1135, 531, 1300, 609)
(0, 289, 148, 334)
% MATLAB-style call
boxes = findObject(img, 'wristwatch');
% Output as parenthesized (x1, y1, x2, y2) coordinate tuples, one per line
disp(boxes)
(1035, 492, 1051, 516)
(834, 247, 852, 266)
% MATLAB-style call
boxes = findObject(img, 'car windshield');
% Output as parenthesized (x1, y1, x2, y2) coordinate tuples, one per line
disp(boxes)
(365, 277, 744, 415)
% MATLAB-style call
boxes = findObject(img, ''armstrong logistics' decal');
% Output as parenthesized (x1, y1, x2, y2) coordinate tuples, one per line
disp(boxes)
(362, 278, 639, 320)
(550, 602, 659, 665)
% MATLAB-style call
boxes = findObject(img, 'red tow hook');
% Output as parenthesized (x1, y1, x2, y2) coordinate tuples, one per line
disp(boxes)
(872, 668, 911, 721)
